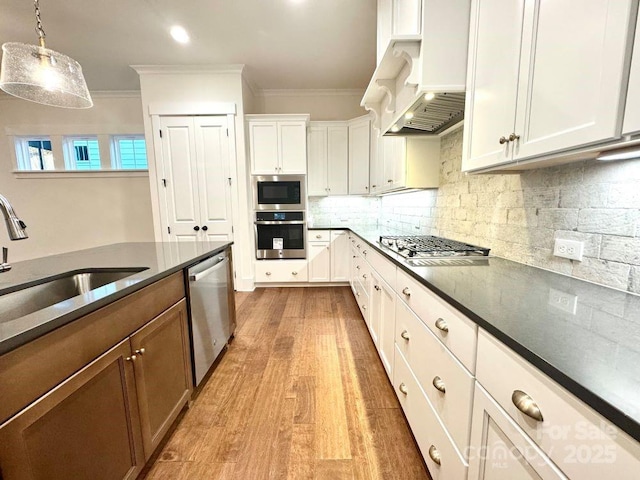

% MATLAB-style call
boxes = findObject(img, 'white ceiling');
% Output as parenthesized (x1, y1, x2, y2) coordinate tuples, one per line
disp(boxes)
(0, 0, 377, 92)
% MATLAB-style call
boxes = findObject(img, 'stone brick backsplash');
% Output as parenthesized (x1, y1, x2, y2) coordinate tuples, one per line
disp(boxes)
(431, 128, 640, 293)
(308, 195, 379, 228)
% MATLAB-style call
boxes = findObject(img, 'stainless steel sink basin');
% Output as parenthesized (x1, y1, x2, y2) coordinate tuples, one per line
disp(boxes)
(0, 268, 147, 323)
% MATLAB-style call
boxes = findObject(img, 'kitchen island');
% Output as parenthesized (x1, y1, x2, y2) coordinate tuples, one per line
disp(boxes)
(0, 241, 232, 480)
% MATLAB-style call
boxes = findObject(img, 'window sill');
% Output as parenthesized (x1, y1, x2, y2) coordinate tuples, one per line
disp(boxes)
(12, 170, 149, 179)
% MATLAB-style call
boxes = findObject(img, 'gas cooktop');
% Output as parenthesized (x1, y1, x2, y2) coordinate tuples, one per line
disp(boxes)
(379, 235, 490, 266)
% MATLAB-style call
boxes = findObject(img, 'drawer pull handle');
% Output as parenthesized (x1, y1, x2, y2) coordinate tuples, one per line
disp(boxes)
(432, 376, 446, 394)
(356, 291, 360, 297)
(435, 318, 449, 333)
(402, 287, 411, 297)
(134, 348, 146, 356)
(512, 390, 544, 422)
(356, 266, 360, 270)
(266, 272, 272, 276)
(292, 271, 298, 276)
(362, 274, 367, 279)
(316, 234, 322, 239)
(362, 250, 368, 255)
(362, 304, 367, 310)
(399, 383, 408, 395)
(357, 244, 361, 249)
(428, 445, 441, 466)
(125, 355, 137, 362)
(400, 330, 410, 341)
(374, 285, 381, 291)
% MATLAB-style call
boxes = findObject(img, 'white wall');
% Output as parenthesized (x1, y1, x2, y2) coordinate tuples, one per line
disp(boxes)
(135, 66, 254, 291)
(0, 93, 154, 262)
(254, 89, 366, 120)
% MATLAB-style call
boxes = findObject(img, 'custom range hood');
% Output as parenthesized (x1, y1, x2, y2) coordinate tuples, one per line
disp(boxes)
(362, 0, 471, 135)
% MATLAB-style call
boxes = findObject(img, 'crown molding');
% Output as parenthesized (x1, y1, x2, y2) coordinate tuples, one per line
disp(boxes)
(90, 91, 141, 99)
(258, 88, 365, 97)
(131, 64, 246, 76)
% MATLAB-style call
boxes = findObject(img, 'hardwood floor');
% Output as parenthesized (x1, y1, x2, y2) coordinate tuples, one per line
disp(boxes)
(140, 287, 431, 480)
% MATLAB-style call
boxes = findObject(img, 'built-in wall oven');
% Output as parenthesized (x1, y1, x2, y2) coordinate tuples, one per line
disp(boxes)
(255, 211, 306, 259)
(253, 175, 306, 211)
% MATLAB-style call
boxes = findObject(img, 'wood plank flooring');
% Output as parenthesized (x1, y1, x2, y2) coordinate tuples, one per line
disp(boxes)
(140, 287, 431, 480)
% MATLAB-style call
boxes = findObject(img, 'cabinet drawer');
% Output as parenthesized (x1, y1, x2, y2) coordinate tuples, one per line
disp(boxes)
(308, 230, 330, 242)
(255, 260, 308, 283)
(366, 247, 396, 291)
(396, 300, 474, 456)
(396, 268, 477, 372)
(394, 346, 468, 480)
(476, 329, 640, 480)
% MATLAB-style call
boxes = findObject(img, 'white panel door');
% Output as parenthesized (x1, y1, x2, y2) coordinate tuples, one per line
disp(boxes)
(327, 126, 349, 195)
(250, 122, 279, 174)
(194, 116, 233, 242)
(330, 230, 350, 282)
(379, 278, 396, 379)
(462, 0, 524, 172)
(308, 242, 331, 282)
(307, 126, 328, 196)
(159, 117, 200, 241)
(392, 0, 422, 36)
(348, 120, 370, 195)
(514, 0, 634, 160)
(623, 9, 640, 135)
(278, 121, 307, 174)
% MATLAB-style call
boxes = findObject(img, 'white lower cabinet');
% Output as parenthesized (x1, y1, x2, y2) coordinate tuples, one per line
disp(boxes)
(329, 230, 350, 282)
(376, 272, 396, 379)
(308, 241, 331, 282)
(395, 299, 475, 456)
(255, 260, 308, 283)
(468, 383, 567, 480)
(394, 346, 469, 480)
(308, 229, 350, 283)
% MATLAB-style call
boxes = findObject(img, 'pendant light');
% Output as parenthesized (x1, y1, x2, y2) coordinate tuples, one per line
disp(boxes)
(0, 0, 93, 108)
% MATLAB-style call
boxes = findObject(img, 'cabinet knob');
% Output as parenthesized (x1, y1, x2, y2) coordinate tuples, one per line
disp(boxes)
(194, 226, 200, 231)
(134, 348, 146, 356)
(356, 265, 360, 270)
(362, 250, 367, 255)
(428, 445, 441, 466)
(435, 318, 449, 333)
(387, 179, 393, 183)
(374, 285, 381, 291)
(362, 304, 367, 310)
(402, 287, 411, 297)
(509, 133, 521, 142)
(316, 234, 322, 239)
(399, 383, 408, 395)
(362, 274, 367, 280)
(365, 186, 368, 190)
(202, 226, 208, 231)
(499, 136, 509, 145)
(400, 330, 410, 341)
(125, 355, 137, 362)
(292, 271, 298, 276)
(512, 390, 544, 422)
(432, 376, 446, 394)
(266, 271, 272, 276)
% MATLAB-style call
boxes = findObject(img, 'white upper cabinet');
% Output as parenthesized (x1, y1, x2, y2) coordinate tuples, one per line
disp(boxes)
(247, 115, 310, 175)
(348, 116, 371, 195)
(307, 123, 348, 196)
(623, 10, 640, 136)
(462, 0, 637, 172)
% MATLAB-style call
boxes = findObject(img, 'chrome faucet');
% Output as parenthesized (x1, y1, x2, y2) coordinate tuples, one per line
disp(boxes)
(0, 193, 28, 272)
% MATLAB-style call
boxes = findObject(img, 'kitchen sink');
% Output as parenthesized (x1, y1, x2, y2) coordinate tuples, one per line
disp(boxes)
(0, 268, 147, 323)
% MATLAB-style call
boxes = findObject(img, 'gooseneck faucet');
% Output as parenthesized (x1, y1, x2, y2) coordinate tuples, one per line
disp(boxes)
(0, 193, 28, 272)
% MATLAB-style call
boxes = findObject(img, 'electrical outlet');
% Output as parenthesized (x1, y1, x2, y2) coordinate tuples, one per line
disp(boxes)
(553, 238, 584, 261)
(548, 288, 578, 314)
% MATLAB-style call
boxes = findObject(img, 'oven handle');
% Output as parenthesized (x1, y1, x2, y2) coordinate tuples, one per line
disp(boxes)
(254, 220, 306, 225)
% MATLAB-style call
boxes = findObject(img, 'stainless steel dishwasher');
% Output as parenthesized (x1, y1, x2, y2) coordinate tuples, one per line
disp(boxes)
(188, 249, 235, 386)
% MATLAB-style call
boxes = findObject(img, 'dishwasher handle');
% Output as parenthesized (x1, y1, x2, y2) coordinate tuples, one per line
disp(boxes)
(189, 256, 228, 282)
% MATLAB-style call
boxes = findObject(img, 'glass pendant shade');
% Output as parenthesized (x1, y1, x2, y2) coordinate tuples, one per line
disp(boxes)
(0, 42, 93, 109)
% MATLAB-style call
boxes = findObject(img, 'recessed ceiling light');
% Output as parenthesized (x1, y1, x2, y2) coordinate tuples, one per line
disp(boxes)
(170, 26, 190, 44)
(424, 92, 436, 101)
(404, 111, 414, 120)
(390, 124, 401, 132)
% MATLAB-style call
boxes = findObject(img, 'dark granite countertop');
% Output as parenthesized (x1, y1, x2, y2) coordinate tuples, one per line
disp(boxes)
(310, 225, 640, 443)
(0, 241, 232, 355)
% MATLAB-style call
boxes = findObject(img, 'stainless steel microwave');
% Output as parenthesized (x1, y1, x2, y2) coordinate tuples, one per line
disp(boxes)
(253, 175, 306, 211)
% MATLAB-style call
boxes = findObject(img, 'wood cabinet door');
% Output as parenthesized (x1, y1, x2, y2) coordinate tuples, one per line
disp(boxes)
(278, 121, 307, 174)
(513, 0, 634, 161)
(468, 384, 566, 480)
(307, 126, 328, 196)
(348, 119, 370, 195)
(327, 125, 349, 195)
(250, 121, 279, 174)
(0, 340, 144, 480)
(129, 299, 192, 459)
(623, 7, 640, 136)
(461, 0, 524, 172)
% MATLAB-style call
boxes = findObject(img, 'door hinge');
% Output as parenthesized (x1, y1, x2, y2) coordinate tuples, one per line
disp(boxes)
(167, 226, 171, 234)
(159, 129, 163, 138)
(162, 178, 167, 187)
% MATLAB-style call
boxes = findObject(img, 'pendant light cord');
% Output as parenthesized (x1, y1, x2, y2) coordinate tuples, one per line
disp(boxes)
(34, 0, 46, 47)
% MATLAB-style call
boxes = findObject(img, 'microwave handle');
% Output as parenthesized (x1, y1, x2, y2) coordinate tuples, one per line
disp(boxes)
(254, 220, 306, 225)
